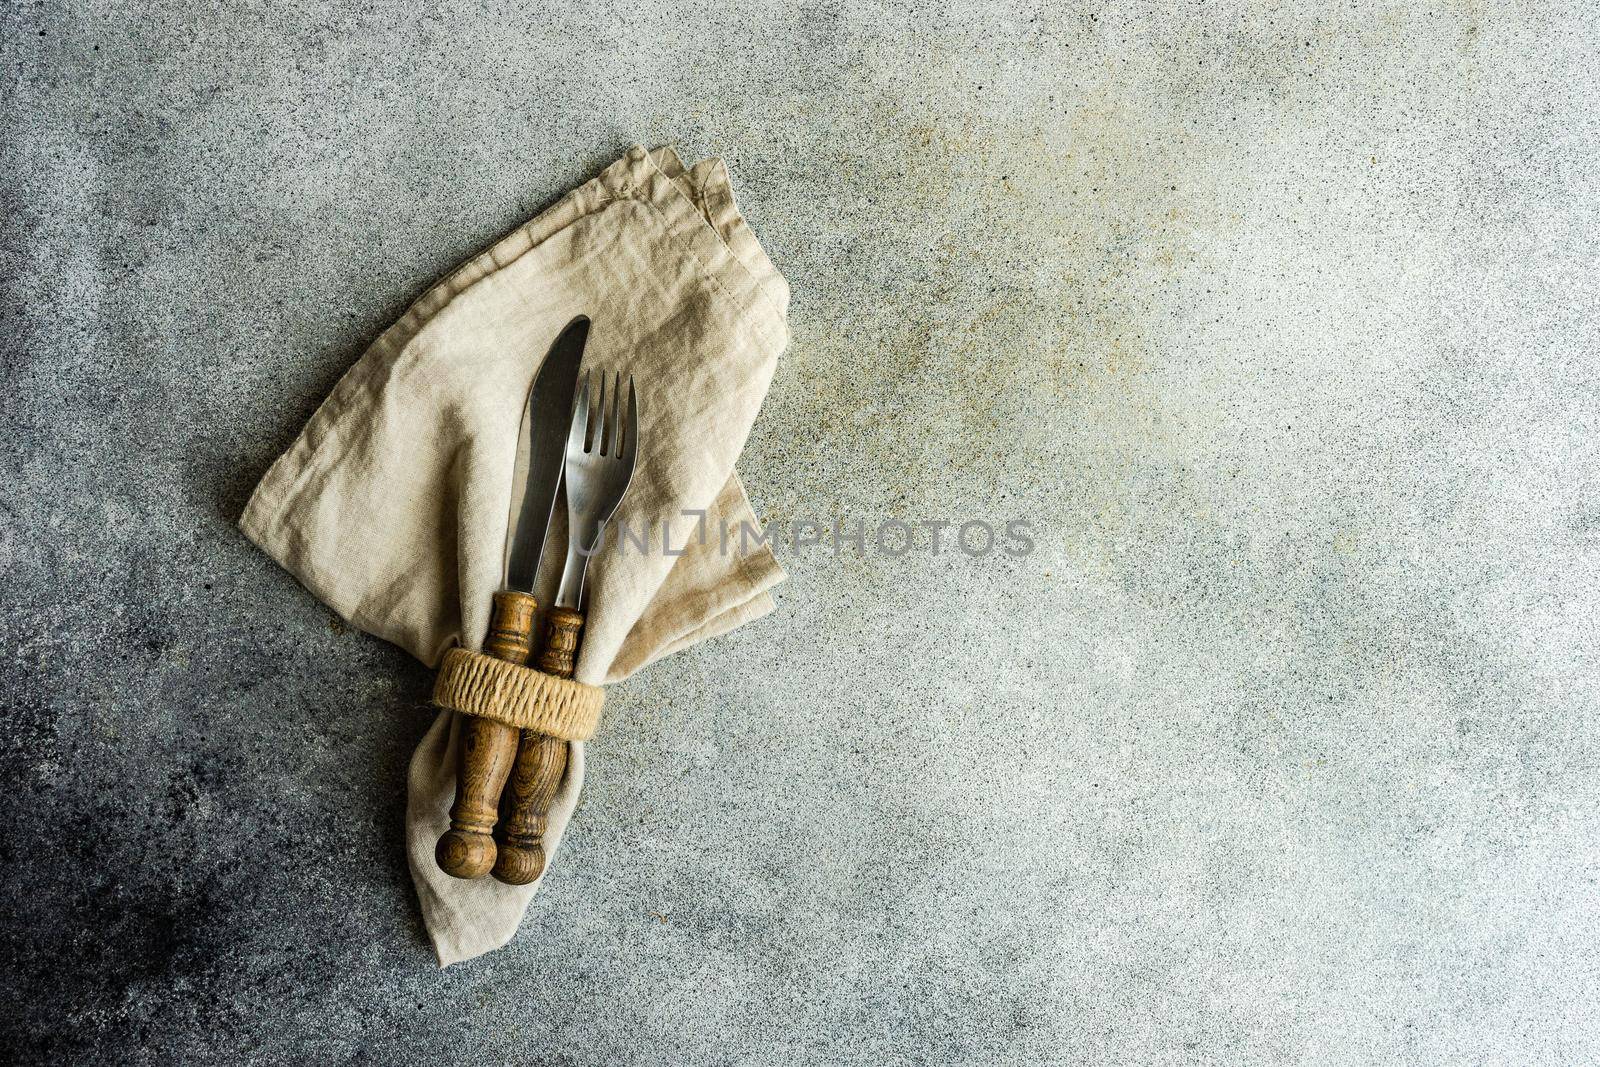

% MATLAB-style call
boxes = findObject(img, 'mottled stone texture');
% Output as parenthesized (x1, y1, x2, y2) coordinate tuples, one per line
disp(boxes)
(3, 1, 1598, 1063)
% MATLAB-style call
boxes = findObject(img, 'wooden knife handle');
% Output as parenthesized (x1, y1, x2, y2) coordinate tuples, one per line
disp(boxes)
(491, 606, 585, 885)
(434, 591, 537, 879)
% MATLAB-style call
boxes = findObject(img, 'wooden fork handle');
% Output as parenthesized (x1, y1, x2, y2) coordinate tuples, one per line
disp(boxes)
(434, 591, 537, 879)
(491, 606, 584, 885)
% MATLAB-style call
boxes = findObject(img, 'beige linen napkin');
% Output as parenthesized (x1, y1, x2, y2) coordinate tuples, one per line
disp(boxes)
(239, 145, 788, 965)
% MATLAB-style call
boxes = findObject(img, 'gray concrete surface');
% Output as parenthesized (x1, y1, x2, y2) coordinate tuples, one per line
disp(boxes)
(4, 1, 1598, 1063)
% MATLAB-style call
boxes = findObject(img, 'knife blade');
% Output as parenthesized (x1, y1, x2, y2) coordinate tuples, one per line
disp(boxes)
(506, 315, 588, 591)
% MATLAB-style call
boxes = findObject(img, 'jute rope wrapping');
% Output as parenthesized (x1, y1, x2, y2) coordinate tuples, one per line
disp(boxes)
(431, 648, 605, 742)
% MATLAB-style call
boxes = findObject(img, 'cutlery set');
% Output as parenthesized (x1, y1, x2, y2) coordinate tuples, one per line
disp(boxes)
(433, 316, 640, 884)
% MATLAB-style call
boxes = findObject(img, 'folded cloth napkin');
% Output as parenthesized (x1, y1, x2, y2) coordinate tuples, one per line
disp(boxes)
(239, 145, 789, 965)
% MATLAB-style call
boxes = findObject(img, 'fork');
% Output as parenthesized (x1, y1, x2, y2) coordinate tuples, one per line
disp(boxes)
(491, 369, 640, 884)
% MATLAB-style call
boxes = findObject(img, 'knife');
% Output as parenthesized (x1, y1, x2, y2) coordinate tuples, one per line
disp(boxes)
(434, 316, 588, 880)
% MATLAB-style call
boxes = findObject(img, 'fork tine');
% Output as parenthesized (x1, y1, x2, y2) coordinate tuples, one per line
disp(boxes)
(567, 370, 589, 457)
(610, 371, 623, 457)
(595, 371, 608, 455)
(621, 375, 638, 468)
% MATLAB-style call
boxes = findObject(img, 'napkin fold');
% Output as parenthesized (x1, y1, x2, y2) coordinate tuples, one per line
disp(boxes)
(240, 145, 789, 964)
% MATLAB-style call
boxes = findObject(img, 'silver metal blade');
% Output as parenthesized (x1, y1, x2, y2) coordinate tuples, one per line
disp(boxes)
(506, 315, 588, 591)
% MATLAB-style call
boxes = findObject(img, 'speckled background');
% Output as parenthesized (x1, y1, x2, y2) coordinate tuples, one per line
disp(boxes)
(4, 2, 1598, 1063)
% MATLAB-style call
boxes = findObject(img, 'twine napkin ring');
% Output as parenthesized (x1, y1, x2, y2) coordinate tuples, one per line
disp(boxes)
(431, 647, 605, 741)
